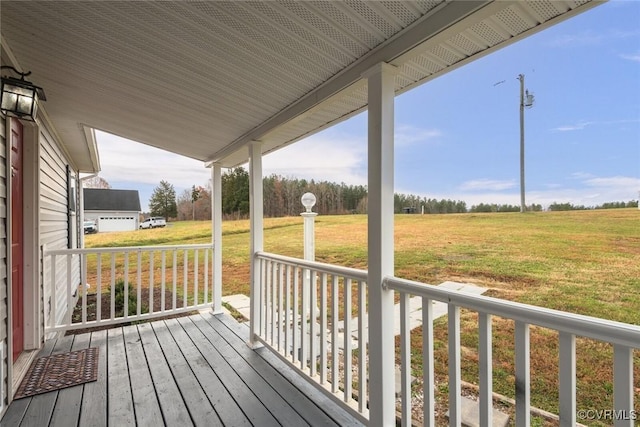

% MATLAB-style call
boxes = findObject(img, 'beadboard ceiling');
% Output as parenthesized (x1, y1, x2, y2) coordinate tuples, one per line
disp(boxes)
(0, 1, 600, 171)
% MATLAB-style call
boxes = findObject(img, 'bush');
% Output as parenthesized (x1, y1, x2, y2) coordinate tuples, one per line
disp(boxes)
(110, 279, 148, 316)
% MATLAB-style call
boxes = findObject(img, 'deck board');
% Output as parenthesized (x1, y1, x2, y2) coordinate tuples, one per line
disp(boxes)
(49, 333, 90, 426)
(136, 323, 193, 426)
(78, 329, 108, 427)
(123, 325, 165, 427)
(1, 312, 365, 427)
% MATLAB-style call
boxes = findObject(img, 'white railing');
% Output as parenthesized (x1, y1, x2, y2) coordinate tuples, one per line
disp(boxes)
(255, 252, 640, 426)
(386, 276, 640, 427)
(44, 244, 215, 333)
(255, 252, 370, 422)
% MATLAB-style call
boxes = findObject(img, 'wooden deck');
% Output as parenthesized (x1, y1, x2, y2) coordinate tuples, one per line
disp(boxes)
(1, 312, 364, 427)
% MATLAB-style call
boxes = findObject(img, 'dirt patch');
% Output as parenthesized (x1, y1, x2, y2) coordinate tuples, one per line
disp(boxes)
(65, 287, 197, 335)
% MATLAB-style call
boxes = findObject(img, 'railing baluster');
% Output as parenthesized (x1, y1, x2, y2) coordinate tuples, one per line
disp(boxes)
(357, 279, 366, 414)
(448, 305, 461, 426)
(285, 264, 292, 360)
(278, 261, 284, 352)
(110, 253, 116, 319)
(161, 251, 166, 311)
(331, 275, 339, 393)
(66, 255, 72, 326)
(515, 321, 531, 427)
(301, 267, 309, 371)
(310, 269, 318, 377)
(194, 249, 199, 306)
(479, 312, 493, 426)
(400, 292, 411, 426)
(260, 258, 266, 338)
(293, 266, 299, 364)
(172, 250, 177, 310)
(96, 254, 102, 322)
(559, 331, 576, 426)
(423, 296, 435, 427)
(149, 251, 154, 315)
(183, 250, 188, 309)
(124, 252, 129, 318)
(266, 260, 272, 345)
(613, 344, 634, 427)
(82, 253, 87, 324)
(137, 251, 142, 316)
(344, 277, 352, 403)
(203, 248, 209, 305)
(320, 272, 328, 384)
(50, 253, 57, 329)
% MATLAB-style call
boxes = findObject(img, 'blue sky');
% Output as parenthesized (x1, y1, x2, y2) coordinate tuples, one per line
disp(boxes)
(96, 1, 639, 212)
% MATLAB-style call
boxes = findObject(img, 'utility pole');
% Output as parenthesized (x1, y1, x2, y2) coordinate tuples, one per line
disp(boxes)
(517, 74, 534, 213)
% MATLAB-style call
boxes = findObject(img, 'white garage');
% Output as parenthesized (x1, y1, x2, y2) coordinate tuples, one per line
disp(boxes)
(96, 215, 138, 232)
(83, 188, 141, 232)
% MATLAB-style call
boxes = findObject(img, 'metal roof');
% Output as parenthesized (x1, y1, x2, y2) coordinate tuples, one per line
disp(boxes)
(1, 1, 600, 171)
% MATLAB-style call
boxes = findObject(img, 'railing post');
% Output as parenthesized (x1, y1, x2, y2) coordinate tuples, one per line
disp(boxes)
(249, 141, 264, 348)
(613, 344, 634, 427)
(211, 162, 223, 314)
(364, 61, 397, 426)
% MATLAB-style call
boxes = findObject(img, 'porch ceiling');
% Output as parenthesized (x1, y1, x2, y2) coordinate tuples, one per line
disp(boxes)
(1, 1, 599, 172)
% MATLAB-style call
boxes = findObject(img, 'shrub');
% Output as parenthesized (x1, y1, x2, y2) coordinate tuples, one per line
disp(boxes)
(110, 278, 148, 317)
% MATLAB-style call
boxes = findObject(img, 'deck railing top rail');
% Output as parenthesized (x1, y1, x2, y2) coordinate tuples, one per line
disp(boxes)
(385, 275, 640, 349)
(45, 243, 213, 256)
(255, 251, 368, 281)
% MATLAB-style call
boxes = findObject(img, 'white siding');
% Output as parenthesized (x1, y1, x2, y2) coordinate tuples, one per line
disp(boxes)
(39, 126, 80, 331)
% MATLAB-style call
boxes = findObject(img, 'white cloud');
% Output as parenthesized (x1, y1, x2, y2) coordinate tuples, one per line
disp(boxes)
(552, 121, 592, 132)
(458, 179, 517, 192)
(262, 133, 367, 185)
(395, 124, 442, 147)
(551, 118, 639, 132)
(620, 52, 640, 62)
(96, 131, 211, 188)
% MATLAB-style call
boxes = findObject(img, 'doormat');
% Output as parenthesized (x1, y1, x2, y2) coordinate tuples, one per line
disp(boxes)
(14, 347, 99, 399)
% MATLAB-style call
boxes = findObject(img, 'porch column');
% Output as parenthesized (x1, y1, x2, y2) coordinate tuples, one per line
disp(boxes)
(364, 62, 397, 426)
(211, 162, 223, 314)
(248, 141, 264, 347)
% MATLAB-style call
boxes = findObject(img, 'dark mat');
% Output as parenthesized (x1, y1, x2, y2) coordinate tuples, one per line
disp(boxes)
(15, 347, 99, 399)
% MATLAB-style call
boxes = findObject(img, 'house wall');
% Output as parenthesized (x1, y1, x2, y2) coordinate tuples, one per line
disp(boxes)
(39, 125, 80, 331)
(0, 117, 8, 413)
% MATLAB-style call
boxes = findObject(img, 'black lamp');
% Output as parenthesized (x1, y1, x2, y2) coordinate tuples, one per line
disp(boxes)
(1, 66, 46, 121)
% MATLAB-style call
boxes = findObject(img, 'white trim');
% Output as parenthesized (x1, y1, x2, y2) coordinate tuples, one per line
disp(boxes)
(211, 163, 223, 314)
(248, 141, 264, 348)
(22, 123, 41, 351)
(365, 62, 397, 426)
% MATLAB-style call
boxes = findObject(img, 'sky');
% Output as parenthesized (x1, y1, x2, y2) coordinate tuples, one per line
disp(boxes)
(95, 1, 640, 212)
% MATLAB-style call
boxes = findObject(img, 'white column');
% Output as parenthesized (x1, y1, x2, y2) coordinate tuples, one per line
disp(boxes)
(211, 163, 223, 314)
(364, 62, 397, 426)
(249, 141, 264, 347)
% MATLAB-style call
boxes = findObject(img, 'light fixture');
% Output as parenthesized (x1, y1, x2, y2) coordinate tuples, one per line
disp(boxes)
(301, 192, 316, 213)
(1, 66, 46, 121)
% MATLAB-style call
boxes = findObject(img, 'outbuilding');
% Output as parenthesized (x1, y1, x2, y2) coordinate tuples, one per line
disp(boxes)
(83, 188, 141, 232)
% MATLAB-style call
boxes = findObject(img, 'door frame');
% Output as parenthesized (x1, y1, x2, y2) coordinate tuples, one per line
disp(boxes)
(5, 117, 40, 400)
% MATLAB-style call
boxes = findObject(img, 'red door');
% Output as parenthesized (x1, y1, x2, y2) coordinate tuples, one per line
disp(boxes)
(10, 118, 24, 362)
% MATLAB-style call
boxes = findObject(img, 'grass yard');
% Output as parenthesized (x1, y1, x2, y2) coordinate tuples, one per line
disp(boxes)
(85, 209, 640, 424)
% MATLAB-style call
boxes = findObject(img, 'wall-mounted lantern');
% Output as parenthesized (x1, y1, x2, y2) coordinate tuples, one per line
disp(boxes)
(1, 66, 46, 121)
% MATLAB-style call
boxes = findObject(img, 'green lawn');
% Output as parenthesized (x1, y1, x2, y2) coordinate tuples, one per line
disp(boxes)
(85, 209, 640, 423)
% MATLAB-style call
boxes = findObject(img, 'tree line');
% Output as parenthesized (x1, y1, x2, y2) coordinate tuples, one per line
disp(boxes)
(137, 169, 639, 220)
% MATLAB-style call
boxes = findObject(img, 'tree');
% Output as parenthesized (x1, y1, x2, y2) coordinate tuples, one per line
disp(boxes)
(149, 180, 177, 220)
(222, 168, 250, 218)
(83, 175, 111, 189)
